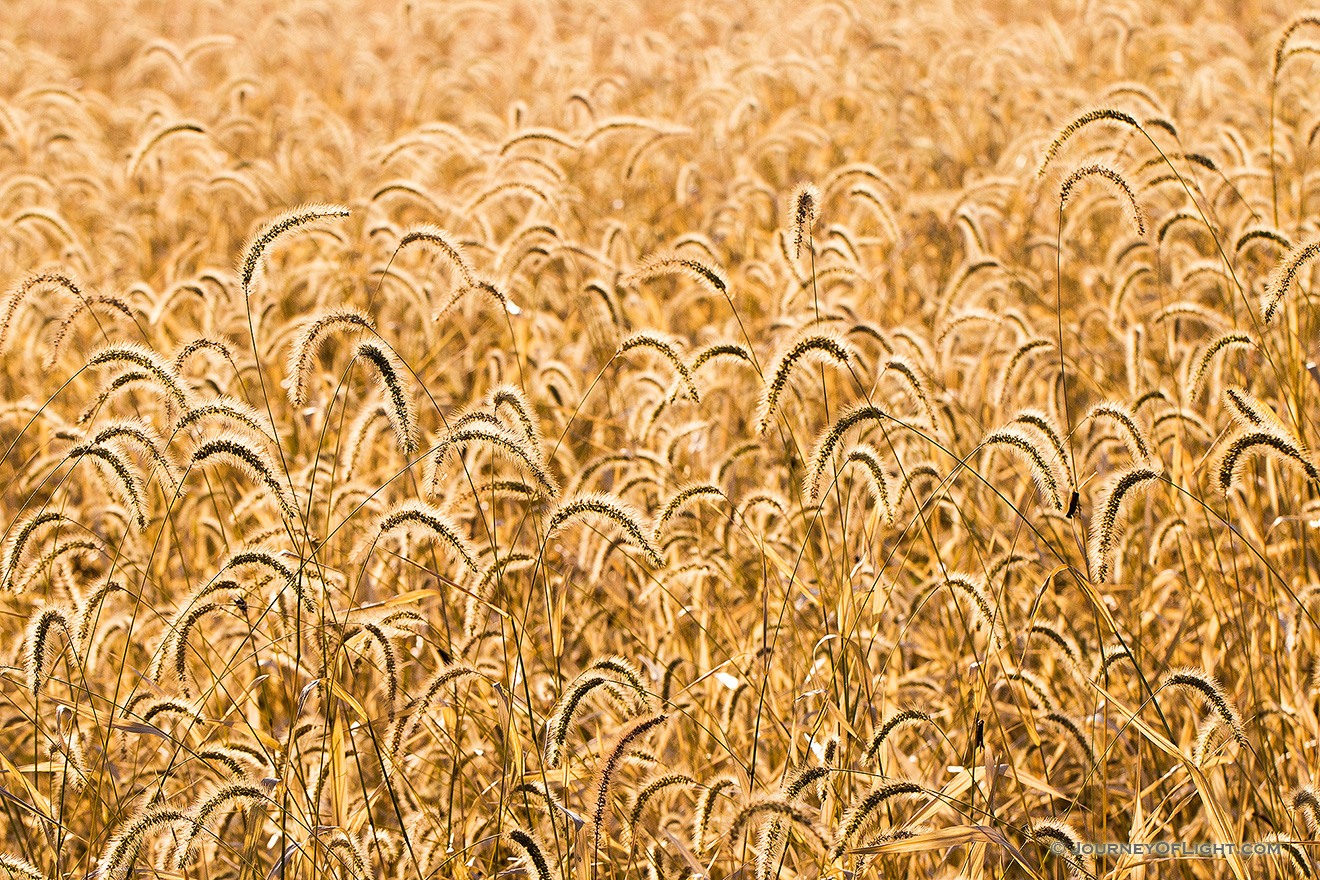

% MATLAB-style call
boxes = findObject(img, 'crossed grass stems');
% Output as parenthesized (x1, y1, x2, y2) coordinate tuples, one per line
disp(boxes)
(9, 8, 1320, 880)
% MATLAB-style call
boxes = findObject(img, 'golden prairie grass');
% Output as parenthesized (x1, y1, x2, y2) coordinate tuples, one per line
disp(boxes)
(3, 2, 1320, 880)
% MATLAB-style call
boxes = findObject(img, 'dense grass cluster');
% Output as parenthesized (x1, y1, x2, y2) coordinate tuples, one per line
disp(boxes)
(3, 1, 1320, 879)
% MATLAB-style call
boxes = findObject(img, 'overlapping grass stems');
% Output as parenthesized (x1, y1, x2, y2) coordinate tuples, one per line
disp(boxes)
(5, 2, 1320, 880)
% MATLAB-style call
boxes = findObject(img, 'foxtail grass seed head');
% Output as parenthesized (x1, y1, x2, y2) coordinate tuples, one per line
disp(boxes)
(435, 275, 521, 316)
(544, 672, 621, 768)
(1032, 819, 1093, 879)
(591, 713, 667, 858)
(505, 829, 553, 880)
(547, 492, 663, 567)
(286, 307, 377, 407)
(1085, 400, 1154, 465)
(1088, 465, 1160, 583)
(239, 204, 350, 298)
(980, 426, 1066, 510)
(692, 341, 755, 373)
(1003, 667, 1056, 711)
(693, 777, 737, 852)
(66, 442, 149, 531)
(1223, 386, 1276, 427)
(0, 271, 83, 352)
(1217, 426, 1320, 493)
(98, 808, 190, 880)
(997, 338, 1053, 409)
(586, 654, 652, 712)
(805, 403, 892, 502)
(1039, 108, 1143, 176)
(842, 444, 895, 525)
(1187, 332, 1254, 403)
(882, 356, 937, 427)
(655, 483, 724, 539)
(755, 331, 854, 433)
(831, 780, 924, 857)
(398, 224, 475, 285)
(1059, 161, 1146, 236)
(0, 854, 43, 880)
(191, 433, 297, 521)
(489, 383, 543, 449)
(430, 420, 558, 498)
(864, 708, 933, 764)
(359, 500, 477, 571)
(1265, 236, 1320, 324)
(727, 799, 827, 850)
(25, 604, 70, 696)
(782, 764, 829, 802)
(3, 510, 69, 592)
(1261, 834, 1314, 879)
(789, 182, 821, 257)
(1293, 785, 1320, 835)
(627, 773, 693, 845)
(1042, 712, 1096, 767)
(1159, 668, 1245, 746)
(86, 342, 190, 412)
(354, 339, 418, 455)
(624, 252, 729, 299)
(618, 330, 700, 403)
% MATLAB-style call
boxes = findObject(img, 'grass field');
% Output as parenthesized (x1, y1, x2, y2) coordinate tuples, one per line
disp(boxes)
(1, 1, 1318, 878)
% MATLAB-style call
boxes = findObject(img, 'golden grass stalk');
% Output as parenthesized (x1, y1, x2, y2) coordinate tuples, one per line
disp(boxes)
(830, 779, 924, 858)
(1159, 667, 1245, 746)
(354, 339, 418, 455)
(1216, 426, 1320, 493)
(590, 713, 668, 863)
(980, 426, 1066, 510)
(1031, 818, 1093, 879)
(1088, 465, 1160, 583)
(239, 203, 350, 298)
(693, 777, 738, 852)
(755, 330, 854, 433)
(618, 330, 699, 403)
(286, 306, 377, 407)
(190, 432, 297, 521)
(547, 492, 662, 567)
(357, 499, 477, 571)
